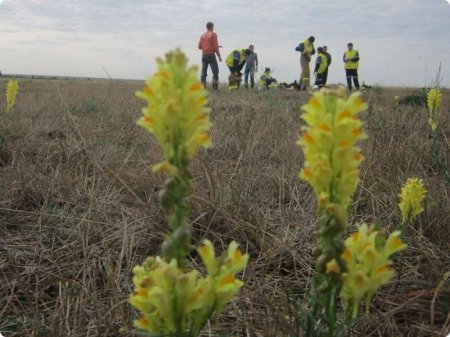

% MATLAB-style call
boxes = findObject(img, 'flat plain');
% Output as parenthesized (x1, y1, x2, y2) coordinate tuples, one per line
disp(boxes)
(0, 78, 449, 336)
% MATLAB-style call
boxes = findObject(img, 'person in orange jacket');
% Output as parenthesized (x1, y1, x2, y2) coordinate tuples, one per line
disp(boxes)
(198, 21, 222, 89)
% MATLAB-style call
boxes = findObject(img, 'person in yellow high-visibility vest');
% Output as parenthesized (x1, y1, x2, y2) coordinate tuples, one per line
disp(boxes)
(225, 48, 251, 90)
(313, 47, 328, 89)
(343, 42, 360, 90)
(295, 36, 316, 90)
(258, 67, 278, 90)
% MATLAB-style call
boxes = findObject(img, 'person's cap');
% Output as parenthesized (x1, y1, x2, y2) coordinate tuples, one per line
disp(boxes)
(308, 36, 315, 42)
(265, 67, 271, 72)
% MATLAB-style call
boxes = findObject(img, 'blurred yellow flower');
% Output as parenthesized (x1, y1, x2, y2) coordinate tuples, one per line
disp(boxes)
(341, 223, 406, 317)
(427, 88, 441, 131)
(399, 178, 426, 224)
(6, 79, 19, 113)
(136, 49, 212, 173)
(298, 88, 367, 213)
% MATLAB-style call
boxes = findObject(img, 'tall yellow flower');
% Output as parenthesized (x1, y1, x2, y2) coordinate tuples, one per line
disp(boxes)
(6, 79, 19, 113)
(131, 49, 248, 337)
(399, 178, 426, 224)
(298, 87, 367, 213)
(136, 49, 212, 174)
(427, 88, 441, 131)
(340, 223, 406, 318)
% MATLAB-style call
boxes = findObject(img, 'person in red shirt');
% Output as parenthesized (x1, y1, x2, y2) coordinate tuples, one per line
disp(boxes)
(198, 22, 222, 89)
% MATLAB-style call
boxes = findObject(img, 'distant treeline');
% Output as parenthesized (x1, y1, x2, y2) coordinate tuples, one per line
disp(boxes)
(0, 72, 142, 83)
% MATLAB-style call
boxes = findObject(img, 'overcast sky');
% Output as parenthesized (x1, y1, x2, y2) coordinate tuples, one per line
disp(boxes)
(1, 0, 450, 87)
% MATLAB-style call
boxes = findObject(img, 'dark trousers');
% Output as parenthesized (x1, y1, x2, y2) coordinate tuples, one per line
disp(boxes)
(346, 69, 360, 90)
(201, 54, 219, 87)
(228, 62, 245, 74)
(314, 72, 326, 88)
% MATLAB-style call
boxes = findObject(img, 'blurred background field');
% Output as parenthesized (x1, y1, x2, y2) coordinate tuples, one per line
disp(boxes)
(0, 78, 449, 336)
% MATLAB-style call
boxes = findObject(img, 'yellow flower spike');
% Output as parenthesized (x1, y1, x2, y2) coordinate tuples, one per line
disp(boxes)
(341, 223, 407, 318)
(225, 241, 249, 274)
(130, 257, 204, 335)
(427, 88, 441, 131)
(136, 49, 212, 174)
(6, 79, 19, 113)
(383, 231, 407, 257)
(399, 177, 427, 224)
(298, 89, 367, 214)
(198, 240, 218, 275)
(130, 244, 248, 336)
(131, 49, 248, 337)
(427, 88, 441, 114)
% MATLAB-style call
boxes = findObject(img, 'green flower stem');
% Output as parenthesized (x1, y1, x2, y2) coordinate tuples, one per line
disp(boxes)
(160, 163, 193, 266)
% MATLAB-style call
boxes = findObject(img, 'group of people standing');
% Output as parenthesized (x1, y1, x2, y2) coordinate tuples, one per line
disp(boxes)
(198, 22, 360, 91)
(297, 36, 360, 91)
(197, 22, 276, 91)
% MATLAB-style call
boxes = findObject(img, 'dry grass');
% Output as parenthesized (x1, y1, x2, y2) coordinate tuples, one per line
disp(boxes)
(0, 78, 449, 337)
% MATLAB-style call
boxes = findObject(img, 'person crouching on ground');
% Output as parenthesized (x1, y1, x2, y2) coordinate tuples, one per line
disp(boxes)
(226, 48, 251, 90)
(258, 67, 278, 90)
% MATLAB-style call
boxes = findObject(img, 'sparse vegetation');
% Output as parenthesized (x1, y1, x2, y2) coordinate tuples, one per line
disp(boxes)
(0, 77, 449, 336)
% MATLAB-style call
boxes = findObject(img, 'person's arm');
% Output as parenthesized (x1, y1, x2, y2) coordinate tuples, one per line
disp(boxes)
(311, 47, 316, 55)
(295, 42, 305, 52)
(352, 51, 360, 62)
(343, 53, 348, 63)
(198, 35, 202, 50)
(255, 53, 258, 71)
(212, 33, 222, 61)
(314, 56, 321, 73)
(233, 50, 240, 67)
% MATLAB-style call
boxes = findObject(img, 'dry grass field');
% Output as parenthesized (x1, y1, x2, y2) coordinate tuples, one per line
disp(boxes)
(0, 78, 449, 336)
